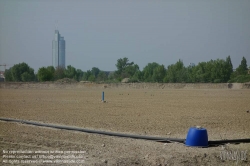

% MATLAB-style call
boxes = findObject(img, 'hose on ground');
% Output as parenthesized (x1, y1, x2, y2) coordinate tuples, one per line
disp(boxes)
(0, 117, 249, 146)
(0, 117, 184, 143)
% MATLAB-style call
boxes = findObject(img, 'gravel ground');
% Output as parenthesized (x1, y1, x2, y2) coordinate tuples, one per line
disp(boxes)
(0, 87, 250, 165)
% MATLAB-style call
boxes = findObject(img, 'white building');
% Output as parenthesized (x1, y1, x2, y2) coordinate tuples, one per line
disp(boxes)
(52, 30, 65, 68)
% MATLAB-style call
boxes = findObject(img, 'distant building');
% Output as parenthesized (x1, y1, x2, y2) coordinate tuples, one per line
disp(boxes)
(52, 30, 65, 68)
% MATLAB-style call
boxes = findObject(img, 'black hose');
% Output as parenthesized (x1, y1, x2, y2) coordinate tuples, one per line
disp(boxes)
(0, 117, 184, 143)
(1, 117, 249, 146)
(208, 139, 250, 145)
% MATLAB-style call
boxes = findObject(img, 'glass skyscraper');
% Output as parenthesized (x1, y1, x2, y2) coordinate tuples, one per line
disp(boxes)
(52, 30, 65, 68)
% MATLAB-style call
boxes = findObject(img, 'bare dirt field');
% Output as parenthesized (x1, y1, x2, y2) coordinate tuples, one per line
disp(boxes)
(0, 84, 250, 165)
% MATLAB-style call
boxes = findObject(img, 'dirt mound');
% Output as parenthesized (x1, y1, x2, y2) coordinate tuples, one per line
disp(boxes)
(121, 78, 130, 83)
(229, 83, 243, 89)
(55, 78, 78, 84)
(243, 82, 250, 89)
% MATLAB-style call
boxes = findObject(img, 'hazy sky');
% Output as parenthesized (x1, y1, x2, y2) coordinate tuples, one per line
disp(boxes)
(0, 0, 250, 72)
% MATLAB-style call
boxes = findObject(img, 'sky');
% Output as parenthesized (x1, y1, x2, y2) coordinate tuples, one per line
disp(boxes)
(0, 0, 250, 72)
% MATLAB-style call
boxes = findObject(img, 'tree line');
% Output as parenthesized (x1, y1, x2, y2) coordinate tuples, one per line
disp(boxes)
(4, 56, 250, 83)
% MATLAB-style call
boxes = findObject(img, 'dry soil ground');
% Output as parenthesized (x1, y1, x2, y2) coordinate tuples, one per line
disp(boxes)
(0, 87, 250, 165)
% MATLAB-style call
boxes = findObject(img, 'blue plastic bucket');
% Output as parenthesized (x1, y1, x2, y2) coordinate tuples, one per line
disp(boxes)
(185, 127, 208, 147)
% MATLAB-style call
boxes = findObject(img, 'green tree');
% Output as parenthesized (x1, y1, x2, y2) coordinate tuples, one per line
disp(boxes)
(88, 75, 95, 82)
(175, 60, 187, 82)
(188, 58, 233, 83)
(4, 68, 13, 81)
(152, 65, 166, 82)
(54, 67, 65, 80)
(115, 57, 134, 75)
(236, 57, 248, 75)
(10, 63, 35, 82)
(195, 62, 208, 83)
(107, 72, 115, 80)
(37, 67, 53, 81)
(47, 66, 55, 74)
(185, 63, 198, 83)
(64, 65, 77, 79)
(124, 64, 140, 78)
(209, 59, 227, 83)
(164, 64, 175, 83)
(76, 69, 84, 81)
(130, 70, 142, 82)
(96, 71, 108, 82)
(142, 62, 160, 82)
(45, 66, 55, 81)
(91, 67, 100, 78)
(21, 71, 35, 82)
(225, 55, 233, 81)
(82, 70, 92, 81)
(115, 57, 139, 80)
(164, 60, 187, 83)
(229, 57, 249, 83)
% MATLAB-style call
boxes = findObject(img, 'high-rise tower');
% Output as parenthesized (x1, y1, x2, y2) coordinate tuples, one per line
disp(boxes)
(52, 30, 65, 68)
